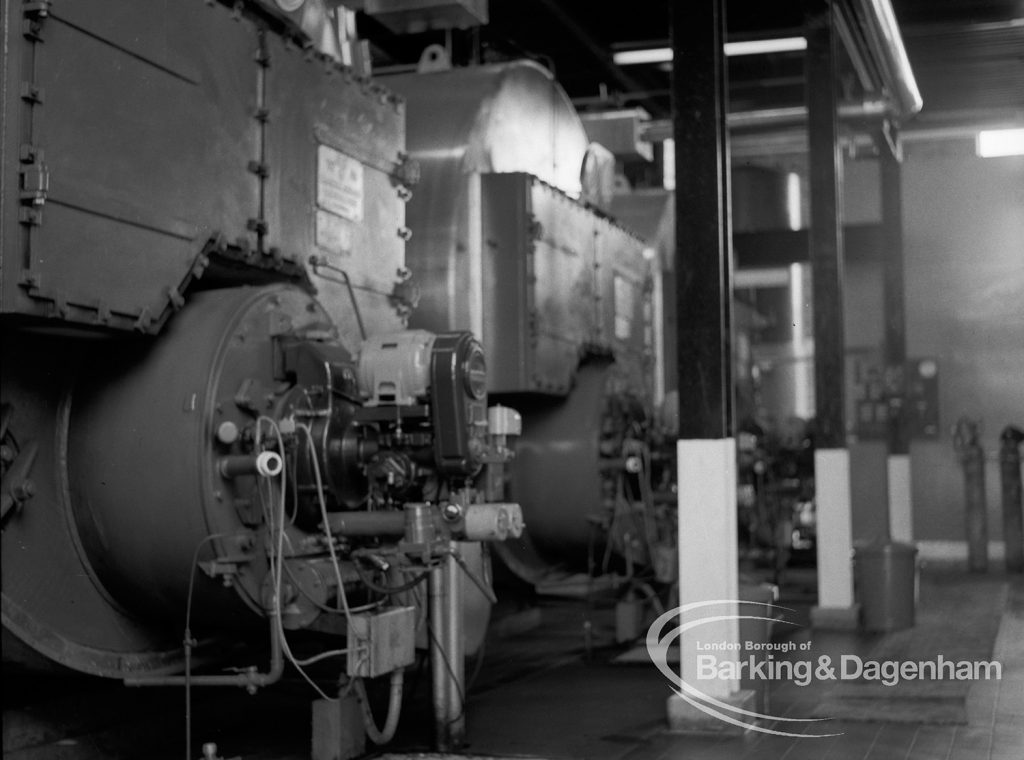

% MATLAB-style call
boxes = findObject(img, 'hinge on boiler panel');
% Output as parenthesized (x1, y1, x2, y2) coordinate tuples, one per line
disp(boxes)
(22, 0, 51, 17)
(22, 0, 51, 40)
(247, 160, 270, 178)
(19, 143, 43, 163)
(19, 163, 48, 205)
(20, 82, 44, 105)
(19, 162, 48, 225)
(393, 153, 420, 188)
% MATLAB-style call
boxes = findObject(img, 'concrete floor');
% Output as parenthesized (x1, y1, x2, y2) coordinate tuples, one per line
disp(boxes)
(376, 563, 1024, 760)
(4, 563, 1021, 760)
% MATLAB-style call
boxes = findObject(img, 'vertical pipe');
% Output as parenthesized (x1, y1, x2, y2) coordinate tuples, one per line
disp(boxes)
(651, 265, 666, 408)
(954, 418, 988, 573)
(1000, 426, 1024, 573)
(429, 542, 464, 751)
(881, 132, 913, 545)
(965, 444, 988, 573)
(444, 543, 464, 743)
(428, 559, 449, 748)
(881, 140, 907, 457)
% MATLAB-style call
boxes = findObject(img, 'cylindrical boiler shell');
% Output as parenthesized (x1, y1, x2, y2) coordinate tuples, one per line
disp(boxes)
(384, 61, 591, 335)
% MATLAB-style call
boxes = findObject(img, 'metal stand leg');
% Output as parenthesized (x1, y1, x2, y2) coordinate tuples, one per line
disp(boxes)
(430, 541, 464, 750)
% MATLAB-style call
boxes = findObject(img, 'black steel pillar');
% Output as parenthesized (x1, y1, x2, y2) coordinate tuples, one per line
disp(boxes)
(881, 139, 909, 456)
(806, 3, 845, 447)
(671, 0, 732, 440)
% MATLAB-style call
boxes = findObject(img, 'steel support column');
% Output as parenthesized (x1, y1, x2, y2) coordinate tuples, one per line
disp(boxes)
(673, 1, 732, 438)
(807, 2, 858, 629)
(668, 0, 752, 731)
(882, 138, 907, 455)
(881, 134, 914, 542)
(808, 7, 846, 447)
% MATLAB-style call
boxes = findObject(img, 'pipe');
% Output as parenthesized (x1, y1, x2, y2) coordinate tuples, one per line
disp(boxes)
(218, 452, 283, 479)
(429, 541, 464, 751)
(850, 0, 923, 118)
(326, 511, 406, 536)
(729, 100, 890, 130)
(1000, 425, 1024, 573)
(953, 418, 988, 573)
(124, 612, 284, 689)
(640, 100, 891, 142)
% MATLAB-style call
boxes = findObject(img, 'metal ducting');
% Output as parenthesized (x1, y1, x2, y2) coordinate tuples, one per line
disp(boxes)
(839, 0, 924, 119)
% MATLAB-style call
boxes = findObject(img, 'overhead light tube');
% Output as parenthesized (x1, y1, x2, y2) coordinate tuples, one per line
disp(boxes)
(977, 128, 1024, 158)
(612, 37, 806, 65)
(725, 36, 807, 56)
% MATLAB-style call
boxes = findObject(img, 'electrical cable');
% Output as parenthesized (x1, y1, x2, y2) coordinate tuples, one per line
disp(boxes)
(296, 422, 352, 618)
(282, 558, 385, 615)
(353, 669, 405, 745)
(449, 550, 498, 604)
(466, 634, 487, 692)
(259, 416, 341, 702)
(425, 622, 466, 727)
(291, 648, 349, 667)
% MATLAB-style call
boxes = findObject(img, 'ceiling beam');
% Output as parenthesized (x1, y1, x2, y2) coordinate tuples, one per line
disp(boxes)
(532, 0, 669, 117)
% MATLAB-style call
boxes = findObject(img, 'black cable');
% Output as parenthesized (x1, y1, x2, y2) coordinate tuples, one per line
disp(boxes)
(467, 634, 487, 692)
(282, 560, 385, 615)
(425, 622, 466, 727)
(352, 557, 431, 594)
(450, 551, 497, 604)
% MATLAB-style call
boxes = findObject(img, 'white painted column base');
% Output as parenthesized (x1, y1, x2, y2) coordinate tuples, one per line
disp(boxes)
(811, 447, 860, 630)
(666, 690, 756, 734)
(667, 439, 754, 733)
(887, 454, 914, 543)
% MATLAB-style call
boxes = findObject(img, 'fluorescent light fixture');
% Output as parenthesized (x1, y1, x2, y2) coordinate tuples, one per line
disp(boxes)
(662, 138, 675, 191)
(976, 128, 1024, 158)
(613, 37, 806, 66)
(785, 172, 802, 231)
(726, 37, 807, 56)
(613, 47, 672, 66)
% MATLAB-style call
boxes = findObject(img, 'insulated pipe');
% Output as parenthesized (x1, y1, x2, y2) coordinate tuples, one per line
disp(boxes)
(851, 0, 923, 118)
(1001, 425, 1024, 573)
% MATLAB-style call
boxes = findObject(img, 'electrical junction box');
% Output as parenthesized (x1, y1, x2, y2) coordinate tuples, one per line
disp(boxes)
(346, 606, 416, 678)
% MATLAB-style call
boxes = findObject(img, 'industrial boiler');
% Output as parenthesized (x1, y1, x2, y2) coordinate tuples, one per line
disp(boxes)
(384, 61, 676, 586)
(1, 0, 522, 756)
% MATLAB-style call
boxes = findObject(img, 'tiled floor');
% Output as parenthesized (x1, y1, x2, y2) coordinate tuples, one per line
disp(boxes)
(381, 564, 1023, 760)
(5, 565, 1021, 759)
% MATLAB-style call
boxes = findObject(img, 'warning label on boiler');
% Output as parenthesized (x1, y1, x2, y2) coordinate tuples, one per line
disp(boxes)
(317, 144, 364, 222)
(315, 209, 353, 256)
